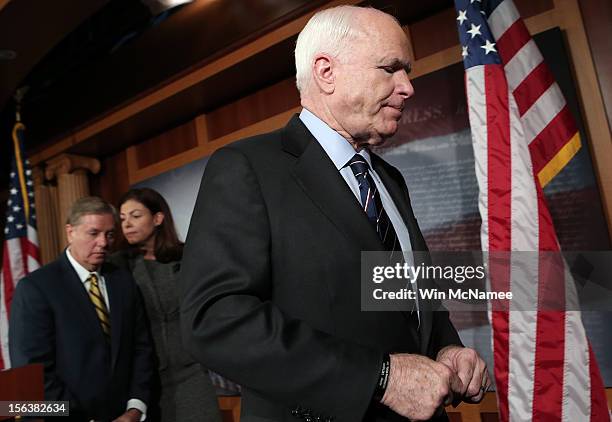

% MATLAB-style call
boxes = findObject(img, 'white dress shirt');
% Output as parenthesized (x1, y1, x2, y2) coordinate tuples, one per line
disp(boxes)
(66, 248, 110, 309)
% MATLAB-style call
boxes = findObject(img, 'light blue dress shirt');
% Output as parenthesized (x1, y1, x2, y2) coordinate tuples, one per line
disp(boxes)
(299, 108, 420, 317)
(299, 108, 413, 253)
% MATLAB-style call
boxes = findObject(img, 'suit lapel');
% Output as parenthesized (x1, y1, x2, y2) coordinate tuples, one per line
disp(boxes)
(283, 116, 383, 252)
(104, 268, 123, 370)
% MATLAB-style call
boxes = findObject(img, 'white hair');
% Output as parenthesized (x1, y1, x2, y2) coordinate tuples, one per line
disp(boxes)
(294, 5, 363, 93)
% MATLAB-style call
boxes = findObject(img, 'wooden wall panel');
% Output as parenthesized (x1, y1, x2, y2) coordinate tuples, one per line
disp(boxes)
(134, 120, 198, 169)
(127, 107, 300, 186)
(90, 150, 130, 208)
(206, 78, 300, 140)
(409, 8, 458, 60)
(514, 0, 555, 19)
(579, 0, 612, 130)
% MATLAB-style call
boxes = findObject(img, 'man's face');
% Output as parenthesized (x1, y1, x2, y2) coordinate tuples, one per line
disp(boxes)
(66, 213, 115, 271)
(330, 12, 414, 147)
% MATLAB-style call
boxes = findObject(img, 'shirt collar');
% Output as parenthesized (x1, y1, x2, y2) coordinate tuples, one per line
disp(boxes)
(66, 248, 100, 284)
(299, 108, 372, 170)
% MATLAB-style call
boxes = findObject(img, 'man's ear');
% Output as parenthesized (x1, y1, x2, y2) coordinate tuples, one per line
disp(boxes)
(312, 54, 336, 94)
(65, 224, 74, 244)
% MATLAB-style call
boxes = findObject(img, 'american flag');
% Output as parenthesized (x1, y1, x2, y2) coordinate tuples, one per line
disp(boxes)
(0, 121, 40, 370)
(454, 0, 609, 420)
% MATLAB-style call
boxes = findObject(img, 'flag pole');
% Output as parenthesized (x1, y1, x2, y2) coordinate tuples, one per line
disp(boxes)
(11, 86, 30, 220)
(13, 86, 28, 123)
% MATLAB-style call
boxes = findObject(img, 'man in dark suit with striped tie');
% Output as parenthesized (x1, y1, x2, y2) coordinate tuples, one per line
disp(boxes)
(180, 5, 489, 422)
(9, 196, 154, 422)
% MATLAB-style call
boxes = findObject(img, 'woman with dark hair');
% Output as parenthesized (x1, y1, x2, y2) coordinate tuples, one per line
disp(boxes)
(113, 188, 221, 422)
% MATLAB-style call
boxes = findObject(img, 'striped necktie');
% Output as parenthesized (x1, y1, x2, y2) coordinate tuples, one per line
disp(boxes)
(348, 155, 418, 319)
(87, 273, 111, 340)
(347, 154, 400, 255)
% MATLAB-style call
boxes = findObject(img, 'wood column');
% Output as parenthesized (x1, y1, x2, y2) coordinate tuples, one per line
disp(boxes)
(32, 167, 61, 264)
(45, 154, 100, 248)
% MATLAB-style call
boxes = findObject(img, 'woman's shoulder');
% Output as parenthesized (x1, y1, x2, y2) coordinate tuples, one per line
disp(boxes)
(157, 243, 184, 264)
(149, 258, 182, 274)
(108, 249, 139, 269)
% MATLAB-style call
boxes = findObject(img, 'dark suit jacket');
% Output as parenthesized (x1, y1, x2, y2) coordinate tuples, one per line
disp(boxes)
(9, 252, 154, 422)
(180, 115, 461, 422)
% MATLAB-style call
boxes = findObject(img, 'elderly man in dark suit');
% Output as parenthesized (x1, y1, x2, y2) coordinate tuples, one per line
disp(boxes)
(9, 196, 154, 422)
(180, 5, 489, 422)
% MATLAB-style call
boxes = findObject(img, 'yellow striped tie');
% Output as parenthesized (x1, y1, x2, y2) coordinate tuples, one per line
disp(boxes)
(87, 273, 111, 339)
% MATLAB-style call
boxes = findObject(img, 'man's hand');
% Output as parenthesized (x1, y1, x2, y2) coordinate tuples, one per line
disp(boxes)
(381, 353, 463, 421)
(436, 345, 490, 403)
(112, 408, 142, 422)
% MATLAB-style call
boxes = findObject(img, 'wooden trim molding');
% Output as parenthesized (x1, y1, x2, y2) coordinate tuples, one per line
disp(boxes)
(553, 0, 612, 241)
(127, 107, 300, 185)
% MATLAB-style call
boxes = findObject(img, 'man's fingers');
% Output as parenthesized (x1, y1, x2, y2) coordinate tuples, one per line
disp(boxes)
(464, 384, 485, 403)
(455, 354, 475, 395)
(466, 388, 485, 403)
(437, 362, 462, 409)
(449, 370, 464, 398)
(465, 357, 487, 398)
(465, 365, 490, 403)
(483, 370, 492, 393)
(444, 371, 462, 408)
(466, 380, 482, 398)
(465, 366, 483, 397)
(383, 354, 471, 420)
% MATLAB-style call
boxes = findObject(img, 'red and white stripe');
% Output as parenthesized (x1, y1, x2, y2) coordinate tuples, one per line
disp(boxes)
(467, 0, 609, 420)
(0, 225, 39, 369)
